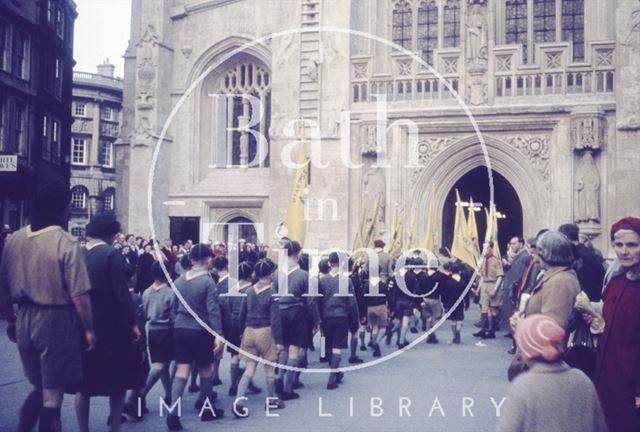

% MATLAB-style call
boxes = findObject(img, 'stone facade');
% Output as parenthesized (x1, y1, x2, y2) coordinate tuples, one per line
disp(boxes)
(69, 64, 122, 237)
(117, 0, 639, 253)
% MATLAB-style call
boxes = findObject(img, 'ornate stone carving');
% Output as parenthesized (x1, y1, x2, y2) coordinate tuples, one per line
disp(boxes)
(136, 25, 160, 111)
(181, 47, 193, 59)
(574, 151, 601, 224)
(353, 62, 368, 79)
(503, 135, 551, 181)
(545, 52, 562, 70)
(361, 124, 378, 155)
(570, 114, 605, 151)
(410, 137, 457, 185)
(130, 115, 154, 147)
(466, 4, 488, 71)
(496, 54, 512, 72)
(467, 74, 487, 105)
(396, 59, 412, 77)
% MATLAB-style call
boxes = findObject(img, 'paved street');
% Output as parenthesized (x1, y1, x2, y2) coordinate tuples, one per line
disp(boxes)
(0, 308, 512, 432)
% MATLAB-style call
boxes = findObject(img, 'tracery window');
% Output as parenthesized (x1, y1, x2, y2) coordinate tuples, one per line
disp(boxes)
(392, 1, 413, 50)
(561, 0, 584, 61)
(418, 1, 438, 65)
(506, 0, 529, 63)
(218, 61, 271, 168)
(443, 0, 461, 48)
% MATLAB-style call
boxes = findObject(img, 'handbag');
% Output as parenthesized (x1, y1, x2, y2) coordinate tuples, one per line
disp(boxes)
(564, 319, 598, 379)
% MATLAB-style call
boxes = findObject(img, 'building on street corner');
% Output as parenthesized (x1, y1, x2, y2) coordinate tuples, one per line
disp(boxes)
(0, 0, 77, 230)
(69, 62, 123, 238)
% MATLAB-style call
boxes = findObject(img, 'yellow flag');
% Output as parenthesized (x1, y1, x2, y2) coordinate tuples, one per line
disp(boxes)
(484, 203, 501, 258)
(406, 209, 417, 250)
(364, 194, 381, 248)
(451, 189, 476, 267)
(466, 197, 481, 264)
(389, 205, 404, 258)
(420, 183, 439, 252)
(491, 203, 501, 258)
(282, 128, 309, 245)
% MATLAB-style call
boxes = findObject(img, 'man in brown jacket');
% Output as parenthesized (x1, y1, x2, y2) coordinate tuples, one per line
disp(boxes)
(0, 184, 96, 432)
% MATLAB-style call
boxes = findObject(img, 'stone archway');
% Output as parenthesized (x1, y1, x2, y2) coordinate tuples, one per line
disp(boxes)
(412, 134, 550, 244)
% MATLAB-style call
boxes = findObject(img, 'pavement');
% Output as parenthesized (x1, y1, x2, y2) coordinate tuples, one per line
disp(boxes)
(0, 308, 513, 432)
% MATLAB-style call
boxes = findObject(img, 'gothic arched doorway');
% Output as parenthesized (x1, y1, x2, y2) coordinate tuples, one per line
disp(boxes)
(441, 167, 523, 254)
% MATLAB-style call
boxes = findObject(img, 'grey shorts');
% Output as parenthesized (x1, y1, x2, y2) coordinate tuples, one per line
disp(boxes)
(421, 298, 443, 319)
(16, 304, 83, 389)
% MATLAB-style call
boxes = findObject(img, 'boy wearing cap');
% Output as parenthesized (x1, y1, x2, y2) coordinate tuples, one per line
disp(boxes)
(499, 314, 607, 432)
(234, 258, 285, 417)
(166, 244, 224, 431)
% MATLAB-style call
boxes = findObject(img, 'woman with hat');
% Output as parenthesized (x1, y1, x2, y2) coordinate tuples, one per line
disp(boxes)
(74, 214, 142, 432)
(234, 258, 285, 417)
(499, 314, 607, 432)
(593, 217, 640, 432)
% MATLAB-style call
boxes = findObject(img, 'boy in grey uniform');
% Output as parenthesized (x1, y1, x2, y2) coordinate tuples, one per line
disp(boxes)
(166, 244, 224, 431)
(318, 252, 360, 390)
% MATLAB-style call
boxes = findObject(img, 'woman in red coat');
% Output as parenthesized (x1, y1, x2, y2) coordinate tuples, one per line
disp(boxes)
(594, 217, 640, 432)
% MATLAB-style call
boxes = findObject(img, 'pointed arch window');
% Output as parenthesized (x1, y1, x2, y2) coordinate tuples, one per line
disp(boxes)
(418, 0, 438, 65)
(392, 1, 413, 50)
(217, 61, 271, 168)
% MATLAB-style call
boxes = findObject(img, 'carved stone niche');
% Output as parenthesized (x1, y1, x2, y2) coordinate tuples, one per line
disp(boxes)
(570, 108, 606, 152)
(360, 124, 378, 156)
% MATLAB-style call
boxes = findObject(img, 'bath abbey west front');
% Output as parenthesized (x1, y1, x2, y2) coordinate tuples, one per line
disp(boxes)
(115, 0, 640, 254)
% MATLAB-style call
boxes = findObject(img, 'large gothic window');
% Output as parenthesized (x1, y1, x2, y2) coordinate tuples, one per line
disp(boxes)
(392, 1, 413, 50)
(418, 0, 438, 65)
(562, 0, 584, 61)
(217, 61, 271, 168)
(443, 0, 461, 48)
(506, 0, 529, 63)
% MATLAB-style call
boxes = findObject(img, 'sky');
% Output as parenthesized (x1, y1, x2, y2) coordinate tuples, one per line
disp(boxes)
(73, 0, 132, 77)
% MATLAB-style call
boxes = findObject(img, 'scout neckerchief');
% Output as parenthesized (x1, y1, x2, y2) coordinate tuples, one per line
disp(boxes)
(452, 273, 461, 282)
(217, 272, 229, 284)
(152, 281, 168, 291)
(186, 265, 210, 281)
(85, 239, 107, 250)
(26, 225, 61, 238)
(254, 280, 272, 295)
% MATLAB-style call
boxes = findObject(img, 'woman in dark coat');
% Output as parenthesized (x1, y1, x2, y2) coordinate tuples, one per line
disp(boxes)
(594, 217, 640, 432)
(136, 242, 156, 293)
(74, 215, 142, 432)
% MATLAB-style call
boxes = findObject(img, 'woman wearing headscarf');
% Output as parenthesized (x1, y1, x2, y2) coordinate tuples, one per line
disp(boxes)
(73, 214, 142, 432)
(594, 217, 640, 432)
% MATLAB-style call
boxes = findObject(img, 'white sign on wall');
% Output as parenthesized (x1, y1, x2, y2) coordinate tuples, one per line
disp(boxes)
(0, 155, 17, 172)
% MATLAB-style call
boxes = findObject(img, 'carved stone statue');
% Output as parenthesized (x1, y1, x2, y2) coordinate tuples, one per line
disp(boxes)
(466, 5, 488, 69)
(575, 152, 601, 223)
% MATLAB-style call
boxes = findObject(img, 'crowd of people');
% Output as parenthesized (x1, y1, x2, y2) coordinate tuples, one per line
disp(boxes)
(0, 183, 638, 432)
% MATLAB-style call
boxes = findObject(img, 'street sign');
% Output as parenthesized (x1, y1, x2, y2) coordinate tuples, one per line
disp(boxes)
(0, 155, 17, 172)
